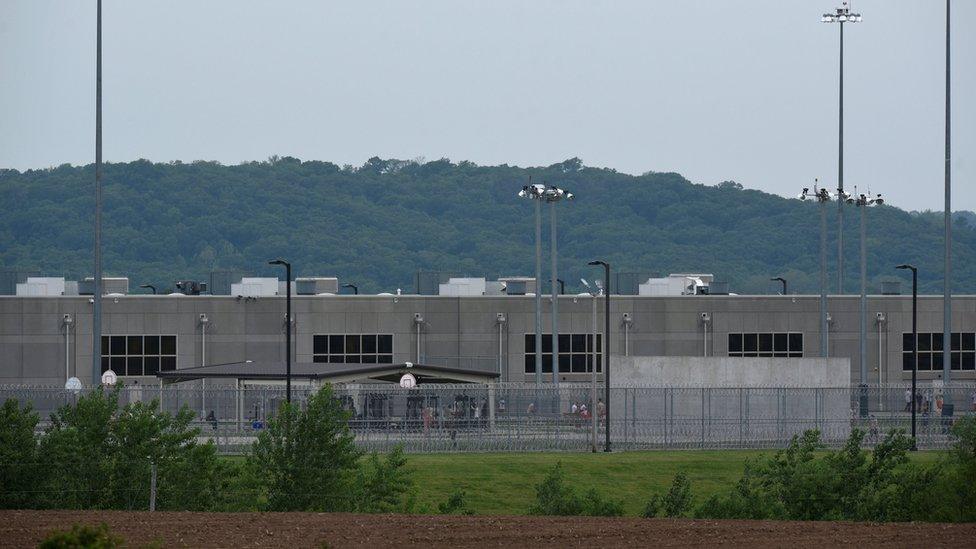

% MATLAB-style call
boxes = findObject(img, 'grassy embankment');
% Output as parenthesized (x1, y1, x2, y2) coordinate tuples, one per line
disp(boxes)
(402, 450, 943, 515)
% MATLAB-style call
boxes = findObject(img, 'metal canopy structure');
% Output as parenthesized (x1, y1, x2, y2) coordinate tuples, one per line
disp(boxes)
(156, 361, 499, 385)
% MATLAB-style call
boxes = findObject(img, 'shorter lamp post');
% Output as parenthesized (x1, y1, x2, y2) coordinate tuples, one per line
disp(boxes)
(268, 259, 292, 403)
(770, 277, 787, 295)
(897, 263, 918, 451)
(588, 260, 611, 452)
(342, 283, 359, 295)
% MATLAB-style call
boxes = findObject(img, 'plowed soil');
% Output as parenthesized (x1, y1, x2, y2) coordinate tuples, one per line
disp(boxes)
(3, 511, 974, 548)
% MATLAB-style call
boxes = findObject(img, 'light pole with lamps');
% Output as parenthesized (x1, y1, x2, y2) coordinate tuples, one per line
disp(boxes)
(770, 277, 787, 295)
(588, 260, 611, 452)
(269, 259, 292, 403)
(91, 0, 104, 387)
(518, 181, 547, 385)
(851, 191, 884, 416)
(545, 185, 573, 387)
(822, 1, 861, 294)
(896, 263, 918, 450)
(799, 182, 835, 357)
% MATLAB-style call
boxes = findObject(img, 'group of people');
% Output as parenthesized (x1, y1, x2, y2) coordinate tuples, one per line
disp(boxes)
(568, 399, 605, 426)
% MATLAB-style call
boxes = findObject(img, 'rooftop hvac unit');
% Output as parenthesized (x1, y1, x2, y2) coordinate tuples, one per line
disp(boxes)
(175, 280, 207, 295)
(708, 281, 729, 295)
(0, 269, 40, 295)
(296, 277, 339, 295)
(15, 277, 66, 296)
(881, 281, 901, 295)
(79, 277, 129, 295)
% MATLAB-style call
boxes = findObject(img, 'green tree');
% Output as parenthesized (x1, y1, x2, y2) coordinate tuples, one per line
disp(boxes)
(0, 399, 40, 509)
(247, 384, 361, 511)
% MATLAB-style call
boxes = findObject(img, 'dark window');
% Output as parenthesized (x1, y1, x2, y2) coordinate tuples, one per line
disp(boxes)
(572, 334, 587, 353)
(774, 333, 788, 353)
(964, 333, 976, 351)
(728, 334, 743, 353)
(758, 333, 773, 353)
(345, 335, 361, 354)
(329, 335, 345, 354)
(127, 336, 143, 355)
(144, 357, 159, 375)
(378, 354, 393, 364)
(145, 336, 160, 355)
(161, 336, 177, 355)
(126, 357, 143, 376)
(313, 335, 328, 355)
(362, 335, 377, 354)
(933, 333, 944, 351)
(313, 355, 329, 363)
(110, 336, 126, 355)
(918, 334, 931, 352)
(161, 356, 176, 371)
(903, 333, 915, 352)
(378, 335, 393, 354)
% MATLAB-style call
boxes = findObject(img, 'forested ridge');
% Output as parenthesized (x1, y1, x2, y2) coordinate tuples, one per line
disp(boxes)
(1, 156, 973, 295)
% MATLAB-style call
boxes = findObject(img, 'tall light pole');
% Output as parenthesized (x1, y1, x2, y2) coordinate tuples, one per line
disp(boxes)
(897, 263, 918, 451)
(822, 1, 861, 294)
(800, 182, 834, 358)
(943, 0, 952, 391)
(589, 260, 611, 452)
(269, 259, 292, 403)
(518, 181, 546, 385)
(91, 0, 103, 386)
(771, 277, 787, 295)
(545, 185, 573, 387)
(852, 191, 883, 417)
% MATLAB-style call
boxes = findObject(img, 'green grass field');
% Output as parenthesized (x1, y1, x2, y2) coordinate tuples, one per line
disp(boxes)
(404, 450, 944, 515)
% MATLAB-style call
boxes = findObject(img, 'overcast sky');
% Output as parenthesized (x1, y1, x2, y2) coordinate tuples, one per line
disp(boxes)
(1, 1, 973, 211)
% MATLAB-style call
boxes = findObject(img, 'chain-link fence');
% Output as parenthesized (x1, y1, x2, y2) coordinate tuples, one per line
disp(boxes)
(2, 383, 973, 454)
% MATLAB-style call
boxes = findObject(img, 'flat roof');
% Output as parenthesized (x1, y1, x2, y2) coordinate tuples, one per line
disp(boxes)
(156, 361, 500, 384)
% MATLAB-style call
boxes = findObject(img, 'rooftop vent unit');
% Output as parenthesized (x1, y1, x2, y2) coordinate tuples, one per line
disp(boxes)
(1, 269, 40, 295)
(175, 280, 207, 295)
(15, 277, 66, 296)
(79, 277, 129, 295)
(498, 277, 535, 295)
(708, 281, 730, 295)
(296, 277, 339, 295)
(231, 277, 279, 297)
(881, 281, 901, 296)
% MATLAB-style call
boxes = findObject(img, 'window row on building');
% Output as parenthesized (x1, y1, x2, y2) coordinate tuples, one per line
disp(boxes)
(727, 333, 803, 358)
(100, 335, 177, 376)
(523, 333, 603, 374)
(313, 334, 394, 364)
(902, 332, 976, 371)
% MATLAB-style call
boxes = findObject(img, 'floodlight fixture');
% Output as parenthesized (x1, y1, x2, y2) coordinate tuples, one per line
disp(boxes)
(822, 2, 862, 24)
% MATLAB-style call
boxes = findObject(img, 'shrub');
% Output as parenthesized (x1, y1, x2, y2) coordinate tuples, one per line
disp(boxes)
(354, 446, 414, 513)
(529, 463, 622, 516)
(662, 471, 693, 517)
(438, 489, 475, 515)
(580, 488, 624, 516)
(529, 463, 583, 515)
(247, 384, 362, 511)
(38, 523, 121, 549)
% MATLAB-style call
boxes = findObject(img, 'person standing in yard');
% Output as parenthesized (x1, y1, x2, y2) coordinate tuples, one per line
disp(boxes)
(904, 388, 912, 412)
(596, 399, 606, 427)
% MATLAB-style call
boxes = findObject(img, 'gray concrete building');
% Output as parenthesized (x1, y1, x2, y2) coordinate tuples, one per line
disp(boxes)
(1, 287, 974, 387)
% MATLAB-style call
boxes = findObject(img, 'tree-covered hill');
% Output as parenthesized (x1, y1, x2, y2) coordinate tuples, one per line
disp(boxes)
(1, 157, 973, 295)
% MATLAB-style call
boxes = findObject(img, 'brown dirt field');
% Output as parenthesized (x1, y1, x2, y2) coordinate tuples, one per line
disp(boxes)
(2, 511, 974, 548)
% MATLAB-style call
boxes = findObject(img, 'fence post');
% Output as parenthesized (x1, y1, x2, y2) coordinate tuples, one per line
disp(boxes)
(700, 388, 705, 449)
(149, 460, 157, 512)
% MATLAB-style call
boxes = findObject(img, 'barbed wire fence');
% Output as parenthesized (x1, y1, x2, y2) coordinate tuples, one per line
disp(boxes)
(3, 382, 973, 454)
